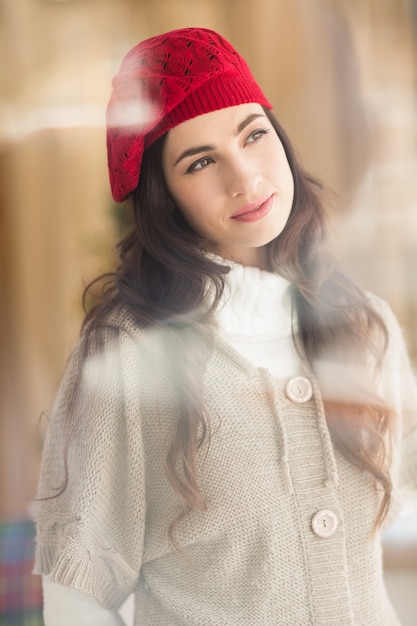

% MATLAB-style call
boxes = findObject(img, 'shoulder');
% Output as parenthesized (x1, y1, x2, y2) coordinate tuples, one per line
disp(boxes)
(366, 293, 403, 334)
(366, 294, 417, 413)
(53, 305, 153, 412)
(75, 306, 181, 396)
(47, 306, 167, 448)
(365, 293, 410, 362)
(83, 304, 146, 343)
(72, 305, 152, 372)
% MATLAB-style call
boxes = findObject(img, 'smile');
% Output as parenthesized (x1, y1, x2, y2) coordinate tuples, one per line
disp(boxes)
(230, 195, 274, 223)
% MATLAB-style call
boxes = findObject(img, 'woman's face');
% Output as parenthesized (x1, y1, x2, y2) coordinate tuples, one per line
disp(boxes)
(162, 103, 294, 269)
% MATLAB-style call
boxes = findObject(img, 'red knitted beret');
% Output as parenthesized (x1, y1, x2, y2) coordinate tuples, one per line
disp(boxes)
(106, 27, 272, 201)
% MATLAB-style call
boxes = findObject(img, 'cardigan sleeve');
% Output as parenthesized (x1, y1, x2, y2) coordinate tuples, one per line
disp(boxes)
(375, 298, 417, 494)
(34, 324, 147, 611)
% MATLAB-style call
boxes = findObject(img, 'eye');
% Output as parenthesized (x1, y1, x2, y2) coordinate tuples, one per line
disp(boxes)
(186, 156, 214, 174)
(246, 128, 270, 143)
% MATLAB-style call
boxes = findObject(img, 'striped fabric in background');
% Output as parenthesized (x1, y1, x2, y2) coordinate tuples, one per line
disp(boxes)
(0, 519, 43, 626)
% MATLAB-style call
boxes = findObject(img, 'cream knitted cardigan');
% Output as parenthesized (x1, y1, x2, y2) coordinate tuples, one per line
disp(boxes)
(35, 265, 417, 625)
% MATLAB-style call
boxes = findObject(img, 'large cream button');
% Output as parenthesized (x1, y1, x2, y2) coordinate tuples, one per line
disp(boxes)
(311, 509, 338, 538)
(285, 377, 313, 403)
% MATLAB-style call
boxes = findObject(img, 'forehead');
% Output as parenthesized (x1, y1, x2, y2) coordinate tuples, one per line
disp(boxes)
(166, 102, 266, 146)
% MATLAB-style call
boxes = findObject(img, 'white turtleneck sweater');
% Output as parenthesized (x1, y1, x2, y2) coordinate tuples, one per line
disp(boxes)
(42, 262, 299, 625)
(214, 261, 300, 378)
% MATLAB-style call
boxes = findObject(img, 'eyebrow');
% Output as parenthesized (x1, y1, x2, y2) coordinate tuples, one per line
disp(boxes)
(173, 112, 266, 166)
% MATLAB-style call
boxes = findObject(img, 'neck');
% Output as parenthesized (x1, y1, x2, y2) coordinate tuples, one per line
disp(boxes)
(208, 245, 269, 271)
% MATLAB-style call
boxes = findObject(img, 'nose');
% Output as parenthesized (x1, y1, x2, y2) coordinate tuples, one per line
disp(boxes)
(225, 155, 262, 197)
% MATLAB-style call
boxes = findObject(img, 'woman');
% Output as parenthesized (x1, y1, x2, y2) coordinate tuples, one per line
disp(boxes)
(35, 27, 417, 625)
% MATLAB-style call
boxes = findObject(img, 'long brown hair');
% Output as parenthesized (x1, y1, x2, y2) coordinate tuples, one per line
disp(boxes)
(80, 108, 391, 542)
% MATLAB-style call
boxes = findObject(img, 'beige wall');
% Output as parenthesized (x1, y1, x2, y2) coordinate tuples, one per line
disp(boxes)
(1, 0, 417, 513)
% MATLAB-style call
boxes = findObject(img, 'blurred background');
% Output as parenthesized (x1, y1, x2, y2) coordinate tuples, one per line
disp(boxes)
(0, 0, 416, 623)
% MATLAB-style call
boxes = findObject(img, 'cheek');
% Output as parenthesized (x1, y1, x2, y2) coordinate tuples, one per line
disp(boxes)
(265, 138, 292, 177)
(287, 166, 295, 198)
(170, 186, 201, 220)
(273, 154, 294, 197)
(170, 189, 209, 233)
(169, 175, 218, 223)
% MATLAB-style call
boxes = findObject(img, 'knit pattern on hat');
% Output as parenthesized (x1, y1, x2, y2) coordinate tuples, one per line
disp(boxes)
(106, 28, 271, 202)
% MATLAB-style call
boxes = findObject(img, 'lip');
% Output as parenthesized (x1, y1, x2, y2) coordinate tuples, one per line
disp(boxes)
(230, 194, 274, 223)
